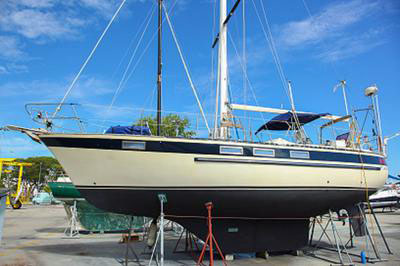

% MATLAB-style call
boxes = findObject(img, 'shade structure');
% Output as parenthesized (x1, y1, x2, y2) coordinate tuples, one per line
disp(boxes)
(256, 112, 329, 134)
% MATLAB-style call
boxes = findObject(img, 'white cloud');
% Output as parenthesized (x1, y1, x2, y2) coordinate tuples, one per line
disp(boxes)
(275, 0, 390, 62)
(16, 0, 55, 9)
(0, 76, 114, 99)
(78, 0, 121, 17)
(317, 28, 385, 62)
(0, 136, 49, 156)
(83, 103, 138, 120)
(0, 66, 8, 74)
(279, 0, 379, 47)
(0, 63, 28, 75)
(0, 0, 137, 70)
(7, 63, 29, 74)
(0, 35, 24, 59)
(0, 0, 133, 51)
(4, 9, 78, 39)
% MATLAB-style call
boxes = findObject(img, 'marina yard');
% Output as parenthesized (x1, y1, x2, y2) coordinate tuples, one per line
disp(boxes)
(1, 204, 399, 266)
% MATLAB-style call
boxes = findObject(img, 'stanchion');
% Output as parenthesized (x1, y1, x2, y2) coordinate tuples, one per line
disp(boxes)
(197, 202, 227, 266)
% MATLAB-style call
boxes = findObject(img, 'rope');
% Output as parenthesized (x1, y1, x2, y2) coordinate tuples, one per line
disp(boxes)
(358, 151, 379, 252)
(165, 213, 366, 221)
(53, 0, 128, 118)
(162, 2, 211, 134)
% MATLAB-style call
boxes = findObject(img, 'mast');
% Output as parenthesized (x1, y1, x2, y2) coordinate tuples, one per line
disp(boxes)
(157, 0, 163, 136)
(219, 0, 228, 139)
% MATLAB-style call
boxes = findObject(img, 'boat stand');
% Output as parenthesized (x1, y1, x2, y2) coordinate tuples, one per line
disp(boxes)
(361, 203, 393, 255)
(309, 210, 354, 265)
(353, 204, 390, 263)
(173, 228, 201, 262)
(342, 203, 389, 262)
(196, 202, 227, 266)
(119, 216, 142, 266)
(63, 200, 79, 238)
(309, 204, 392, 265)
(173, 228, 200, 254)
(148, 194, 167, 266)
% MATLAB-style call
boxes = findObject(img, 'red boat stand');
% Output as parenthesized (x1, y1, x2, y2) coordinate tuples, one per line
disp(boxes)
(197, 202, 227, 266)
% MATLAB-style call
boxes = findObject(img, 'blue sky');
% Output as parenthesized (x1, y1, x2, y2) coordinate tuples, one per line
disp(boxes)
(0, 0, 399, 175)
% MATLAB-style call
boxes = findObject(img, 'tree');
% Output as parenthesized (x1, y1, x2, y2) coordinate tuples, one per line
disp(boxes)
(0, 156, 63, 189)
(18, 156, 64, 182)
(135, 114, 196, 138)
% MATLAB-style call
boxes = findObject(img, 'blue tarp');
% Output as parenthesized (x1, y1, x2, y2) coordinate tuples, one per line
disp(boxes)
(105, 126, 151, 136)
(256, 111, 329, 134)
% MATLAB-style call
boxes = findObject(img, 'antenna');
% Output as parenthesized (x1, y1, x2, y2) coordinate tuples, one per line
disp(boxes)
(364, 85, 383, 153)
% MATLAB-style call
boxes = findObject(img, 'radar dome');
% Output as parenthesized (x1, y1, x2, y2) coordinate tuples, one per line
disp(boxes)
(364, 86, 378, 97)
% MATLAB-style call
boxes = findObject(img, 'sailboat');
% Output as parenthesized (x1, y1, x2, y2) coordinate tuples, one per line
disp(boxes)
(8, 0, 387, 253)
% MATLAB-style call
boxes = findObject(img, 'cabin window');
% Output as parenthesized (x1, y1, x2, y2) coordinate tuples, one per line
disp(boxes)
(290, 150, 310, 159)
(220, 146, 243, 155)
(253, 148, 275, 157)
(122, 141, 146, 150)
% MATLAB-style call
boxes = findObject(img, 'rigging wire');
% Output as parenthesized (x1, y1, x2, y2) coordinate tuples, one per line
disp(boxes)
(110, 5, 156, 82)
(252, 0, 303, 138)
(111, 0, 180, 117)
(227, 81, 241, 140)
(227, 32, 272, 141)
(242, 0, 250, 140)
(301, 0, 341, 79)
(162, 2, 211, 134)
(101, 5, 156, 129)
(211, 0, 219, 138)
(53, 0, 128, 118)
(250, 0, 289, 99)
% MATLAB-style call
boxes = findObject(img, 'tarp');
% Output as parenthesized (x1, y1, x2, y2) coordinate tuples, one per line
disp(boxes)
(255, 112, 329, 134)
(50, 182, 145, 232)
(105, 125, 151, 135)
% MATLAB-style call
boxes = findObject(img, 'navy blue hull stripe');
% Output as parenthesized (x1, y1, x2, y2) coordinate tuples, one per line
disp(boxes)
(40, 137, 384, 165)
(76, 185, 376, 191)
(194, 157, 381, 170)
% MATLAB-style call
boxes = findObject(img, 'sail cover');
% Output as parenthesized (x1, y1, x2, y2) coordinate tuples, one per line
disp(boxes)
(255, 112, 329, 134)
(105, 126, 151, 135)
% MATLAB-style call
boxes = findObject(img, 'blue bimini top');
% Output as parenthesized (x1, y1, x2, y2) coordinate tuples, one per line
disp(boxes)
(256, 112, 329, 134)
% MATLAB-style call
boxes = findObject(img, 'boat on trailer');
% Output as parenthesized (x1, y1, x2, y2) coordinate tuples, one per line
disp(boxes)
(8, 0, 388, 253)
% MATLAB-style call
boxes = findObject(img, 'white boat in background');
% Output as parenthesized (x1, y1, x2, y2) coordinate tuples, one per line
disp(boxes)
(8, 0, 388, 253)
(369, 182, 400, 210)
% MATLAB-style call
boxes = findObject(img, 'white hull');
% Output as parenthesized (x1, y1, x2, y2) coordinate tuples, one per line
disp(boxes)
(42, 134, 387, 190)
(36, 133, 387, 220)
(50, 145, 386, 189)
